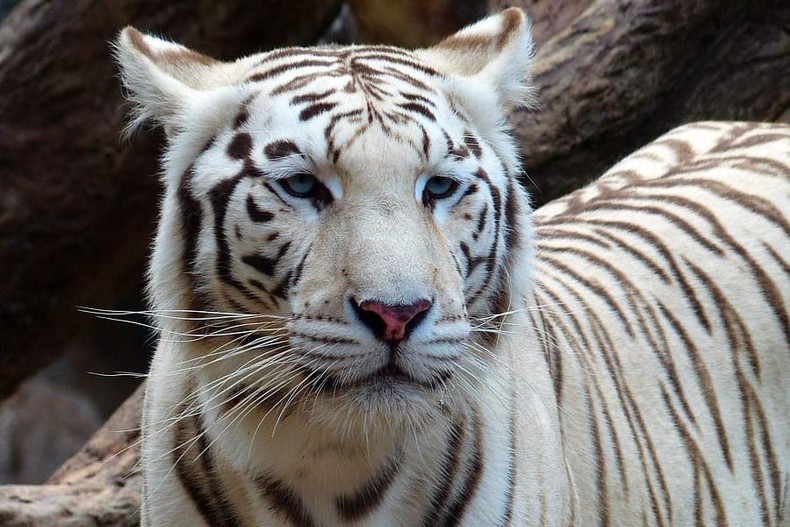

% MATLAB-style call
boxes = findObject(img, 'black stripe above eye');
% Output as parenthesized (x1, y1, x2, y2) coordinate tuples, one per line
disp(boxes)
(227, 132, 253, 160)
(264, 140, 301, 160)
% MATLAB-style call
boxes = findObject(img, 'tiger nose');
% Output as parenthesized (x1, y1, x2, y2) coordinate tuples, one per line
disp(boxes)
(352, 298, 432, 344)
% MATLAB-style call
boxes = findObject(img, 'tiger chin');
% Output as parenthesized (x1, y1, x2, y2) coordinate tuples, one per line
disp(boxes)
(116, 7, 790, 527)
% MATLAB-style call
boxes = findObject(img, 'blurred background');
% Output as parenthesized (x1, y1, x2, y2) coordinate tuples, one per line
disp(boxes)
(0, 0, 787, 490)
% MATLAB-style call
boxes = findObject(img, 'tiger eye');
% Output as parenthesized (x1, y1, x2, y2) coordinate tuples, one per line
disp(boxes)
(282, 173, 318, 197)
(423, 176, 459, 204)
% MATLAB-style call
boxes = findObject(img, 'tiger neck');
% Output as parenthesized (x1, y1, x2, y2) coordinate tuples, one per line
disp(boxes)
(199, 389, 483, 525)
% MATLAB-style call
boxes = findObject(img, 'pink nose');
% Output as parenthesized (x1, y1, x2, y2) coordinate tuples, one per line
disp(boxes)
(355, 299, 432, 343)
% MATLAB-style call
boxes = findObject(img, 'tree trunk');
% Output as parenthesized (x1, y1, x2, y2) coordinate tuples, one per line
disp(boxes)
(0, 0, 787, 523)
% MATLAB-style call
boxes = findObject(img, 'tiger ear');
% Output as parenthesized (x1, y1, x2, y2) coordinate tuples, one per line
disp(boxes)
(417, 8, 535, 109)
(114, 27, 246, 135)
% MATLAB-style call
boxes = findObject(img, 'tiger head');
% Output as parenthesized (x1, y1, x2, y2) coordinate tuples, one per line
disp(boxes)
(117, 8, 535, 433)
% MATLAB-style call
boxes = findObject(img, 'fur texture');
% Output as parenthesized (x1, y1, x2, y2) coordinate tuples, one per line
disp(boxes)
(115, 8, 789, 526)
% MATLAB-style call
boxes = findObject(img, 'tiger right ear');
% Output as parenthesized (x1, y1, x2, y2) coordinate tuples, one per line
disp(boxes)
(417, 8, 535, 109)
(114, 27, 247, 135)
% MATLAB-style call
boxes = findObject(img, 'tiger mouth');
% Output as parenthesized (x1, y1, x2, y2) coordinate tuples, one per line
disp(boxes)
(313, 363, 453, 393)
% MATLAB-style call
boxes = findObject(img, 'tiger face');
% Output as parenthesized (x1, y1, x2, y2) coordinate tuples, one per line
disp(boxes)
(118, 9, 535, 429)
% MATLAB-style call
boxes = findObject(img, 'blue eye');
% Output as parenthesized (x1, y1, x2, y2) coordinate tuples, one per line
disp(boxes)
(281, 173, 318, 197)
(424, 176, 458, 202)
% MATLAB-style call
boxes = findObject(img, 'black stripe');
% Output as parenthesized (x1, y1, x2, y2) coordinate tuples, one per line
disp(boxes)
(264, 140, 301, 160)
(419, 418, 466, 527)
(401, 91, 435, 106)
(173, 409, 243, 527)
(291, 89, 335, 106)
(249, 59, 338, 83)
(209, 174, 245, 288)
(657, 300, 733, 471)
(256, 475, 315, 527)
(299, 102, 337, 121)
(537, 267, 672, 519)
(178, 164, 204, 311)
(439, 411, 484, 526)
(467, 169, 502, 306)
(588, 386, 609, 526)
(246, 195, 274, 222)
(335, 456, 401, 521)
(463, 132, 482, 158)
(357, 53, 439, 77)
(241, 241, 291, 277)
(399, 102, 435, 121)
(499, 413, 517, 527)
(209, 163, 277, 307)
(227, 132, 253, 160)
(540, 253, 636, 337)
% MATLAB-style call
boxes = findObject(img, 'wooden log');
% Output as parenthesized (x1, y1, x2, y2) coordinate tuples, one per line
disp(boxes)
(0, 384, 143, 526)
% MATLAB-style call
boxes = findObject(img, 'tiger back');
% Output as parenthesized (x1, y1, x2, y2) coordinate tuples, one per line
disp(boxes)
(115, 8, 790, 527)
(533, 121, 790, 526)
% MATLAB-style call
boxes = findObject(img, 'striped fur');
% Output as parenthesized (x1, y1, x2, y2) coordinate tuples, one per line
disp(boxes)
(532, 121, 790, 526)
(116, 8, 789, 527)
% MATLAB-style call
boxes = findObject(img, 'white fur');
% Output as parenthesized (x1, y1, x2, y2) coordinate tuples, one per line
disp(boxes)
(116, 9, 789, 527)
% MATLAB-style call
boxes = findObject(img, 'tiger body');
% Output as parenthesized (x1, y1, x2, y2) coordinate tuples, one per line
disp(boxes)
(534, 121, 790, 526)
(115, 8, 790, 527)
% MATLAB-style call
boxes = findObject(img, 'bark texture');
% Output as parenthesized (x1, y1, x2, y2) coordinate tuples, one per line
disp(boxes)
(510, 0, 790, 203)
(0, 0, 788, 523)
(0, 384, 143, 526)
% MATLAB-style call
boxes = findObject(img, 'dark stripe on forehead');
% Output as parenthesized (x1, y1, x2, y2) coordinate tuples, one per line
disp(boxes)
(271, 68, 345, 97)
(234, 108, 249, 129)
(399, 102, 436, 121)
(259, 44, 415, 65)
(381, 65, 434, 92)
(356, 53, 440, 77)
(233, 93, 257, 130)
(300, 101, 338, 121)
(248, 59, 339, 83)
(464, 133, 482, 158)
(401, 91, 436, 106)
(291, 89, 335, 105)
(260, 47, 347, 62)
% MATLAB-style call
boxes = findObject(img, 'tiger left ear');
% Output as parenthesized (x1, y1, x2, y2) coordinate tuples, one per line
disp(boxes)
(417, 7, 535, 109)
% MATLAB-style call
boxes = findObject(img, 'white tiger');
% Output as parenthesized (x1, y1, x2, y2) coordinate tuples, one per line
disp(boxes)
(115, 8, 790, 526)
